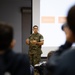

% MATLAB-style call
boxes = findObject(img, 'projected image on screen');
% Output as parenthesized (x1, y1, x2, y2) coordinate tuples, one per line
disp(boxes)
(32, 0, 75, 57)
(40, 0, 75, 57)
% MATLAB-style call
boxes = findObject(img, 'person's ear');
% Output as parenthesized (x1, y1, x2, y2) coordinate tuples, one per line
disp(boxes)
(66, 28, 74, 42)
(10, 39, 16, 49)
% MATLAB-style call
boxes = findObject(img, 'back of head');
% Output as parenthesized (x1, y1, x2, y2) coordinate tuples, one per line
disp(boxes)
(67, 5, 75, 34)
(0, 22, 13, 50)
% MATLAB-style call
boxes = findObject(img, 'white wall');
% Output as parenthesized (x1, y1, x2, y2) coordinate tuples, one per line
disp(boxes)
(0, 0, 31, 53)
(32, 0, 40, 30)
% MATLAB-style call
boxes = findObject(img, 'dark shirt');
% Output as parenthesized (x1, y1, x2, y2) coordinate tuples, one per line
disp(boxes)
(53, 49, 75, 75)
(46, 41, 72, 74)
(0, 49, 30, 75)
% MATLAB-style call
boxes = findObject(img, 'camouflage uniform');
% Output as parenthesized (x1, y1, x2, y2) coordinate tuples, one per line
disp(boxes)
(28, 33, 44, 65)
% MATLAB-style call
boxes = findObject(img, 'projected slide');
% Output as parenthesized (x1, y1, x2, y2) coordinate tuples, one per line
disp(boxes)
(33, 0, 75, 57)
(40, 0, 75, 57)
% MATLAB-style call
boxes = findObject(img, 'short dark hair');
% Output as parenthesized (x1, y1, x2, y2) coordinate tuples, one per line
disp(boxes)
(0, 22, 13, 50)
(67, 5, 75, 34)
(33, 25, 38, 28)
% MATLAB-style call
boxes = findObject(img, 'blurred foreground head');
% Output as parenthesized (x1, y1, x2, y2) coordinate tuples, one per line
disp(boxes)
(67, 5, 75, 34)
(0, 22, 15, 51)
(61, 23, 71, 41)
(65, 5, 75, 42)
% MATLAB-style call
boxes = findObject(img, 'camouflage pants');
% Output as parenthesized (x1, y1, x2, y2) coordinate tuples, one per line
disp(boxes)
(28, 52, 41, 65)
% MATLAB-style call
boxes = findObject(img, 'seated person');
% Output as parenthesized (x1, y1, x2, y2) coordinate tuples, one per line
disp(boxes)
(0, 22, 30, 75)
(53, 5, 75, 75)
(34, 51, 54, 75)
(46, 22, 72, 74)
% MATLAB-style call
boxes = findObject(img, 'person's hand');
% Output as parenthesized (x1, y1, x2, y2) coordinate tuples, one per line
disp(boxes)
(30, 40, 37, 45)
(30, 40, 33, 44)
(26, 39, 29, 44)
(32, 40, 37, 44)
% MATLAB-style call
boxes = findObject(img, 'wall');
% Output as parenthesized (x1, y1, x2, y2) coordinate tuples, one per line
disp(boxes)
(32, 0, 40, 30)
(22, 10, 31, 54)
(0, 0, 31, 53)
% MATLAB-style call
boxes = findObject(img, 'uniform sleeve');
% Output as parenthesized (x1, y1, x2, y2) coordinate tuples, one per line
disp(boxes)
(40, 35, 44, 41)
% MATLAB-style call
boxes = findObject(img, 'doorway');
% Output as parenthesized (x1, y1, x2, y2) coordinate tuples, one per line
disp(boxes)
(21, 7, 32, 54)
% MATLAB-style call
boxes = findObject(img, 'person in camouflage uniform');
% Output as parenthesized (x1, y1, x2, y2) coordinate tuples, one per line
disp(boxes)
(26, 25, 44, 66)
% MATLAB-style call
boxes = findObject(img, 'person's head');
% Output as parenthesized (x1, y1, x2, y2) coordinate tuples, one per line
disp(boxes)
(33, 25, 38, 33)
(66, 5, 75, 43)
(0, 22, 15, 51)
(61, 23, 71, 41)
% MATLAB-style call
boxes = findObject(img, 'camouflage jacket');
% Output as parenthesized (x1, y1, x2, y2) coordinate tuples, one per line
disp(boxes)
(28, 33, 44, 54)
